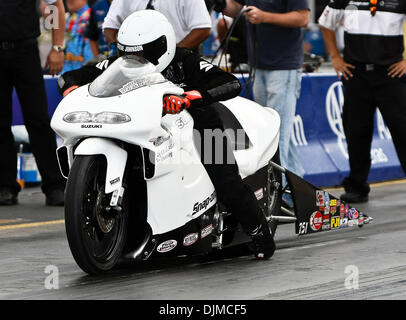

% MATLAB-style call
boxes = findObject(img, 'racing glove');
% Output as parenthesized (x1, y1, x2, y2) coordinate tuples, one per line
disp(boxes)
(162, 90, 202, 114)
(62, 85, 79, 97)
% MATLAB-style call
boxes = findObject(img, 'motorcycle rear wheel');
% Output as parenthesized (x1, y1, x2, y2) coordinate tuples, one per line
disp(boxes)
(65, 155, 128, 275)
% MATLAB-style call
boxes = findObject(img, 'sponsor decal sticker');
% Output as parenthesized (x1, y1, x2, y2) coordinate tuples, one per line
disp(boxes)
(331, 217, 341, 229)
(322, 214, 330, 230)
(96, 59, 109, 70)
(254, 188, 264, 200)
(322, 221, 331, 231)
(175, 117, 186, 129)
(81, 124, 102, 129)
(361, 212, 369, 224)
(344, 204, 349, 217)
(200, 61, 214, 72)
(298, 222, 309, 235)
(109, 177, 120, 186)
(348, 208, 359, 220)
(155, 141, 175, 163)
(192, 191, 216, 215)
(358, 212, 364, 226)
(149, 135, 170, 147)
(201, 224, 214, 239)
(340, 204, 345, 218)
(157, 240, 177, 253)
(310, 211, 323, 231)
(340, 218, 349, 228)
(324, 192, 330, 207)
(330, 199, 337, 207)
(316, 190, 325, 206)
(183, 233, 199, 246)
(348, 219, 358, 227)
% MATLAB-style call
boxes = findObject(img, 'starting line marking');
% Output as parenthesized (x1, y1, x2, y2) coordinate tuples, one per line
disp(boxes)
(0, 219, 23, 224)
(0, 219, 65, 231)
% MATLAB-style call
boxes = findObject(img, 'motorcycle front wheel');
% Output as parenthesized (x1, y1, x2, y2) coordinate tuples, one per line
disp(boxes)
(65, 155, 128, 275)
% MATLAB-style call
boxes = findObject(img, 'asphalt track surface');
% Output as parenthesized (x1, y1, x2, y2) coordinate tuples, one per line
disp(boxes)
(1, 179, 406, 300)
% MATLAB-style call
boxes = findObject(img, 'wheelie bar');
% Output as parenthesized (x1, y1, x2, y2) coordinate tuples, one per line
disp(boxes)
(268, 161, 373, 236)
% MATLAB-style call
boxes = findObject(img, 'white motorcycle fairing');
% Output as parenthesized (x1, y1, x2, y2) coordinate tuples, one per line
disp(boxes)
(220, 97, 280, 179)
(73, 137, 127, 206)
(51, 63, 216, 235)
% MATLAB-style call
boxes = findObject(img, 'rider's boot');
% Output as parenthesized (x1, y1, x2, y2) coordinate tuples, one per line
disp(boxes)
(248, 213, 276, 260)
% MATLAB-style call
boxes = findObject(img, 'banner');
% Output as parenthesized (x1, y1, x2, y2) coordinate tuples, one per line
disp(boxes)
(293, 74, 403, 186)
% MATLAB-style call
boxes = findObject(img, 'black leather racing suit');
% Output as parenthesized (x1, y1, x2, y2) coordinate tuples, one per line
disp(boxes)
(58, 47, 265, 232)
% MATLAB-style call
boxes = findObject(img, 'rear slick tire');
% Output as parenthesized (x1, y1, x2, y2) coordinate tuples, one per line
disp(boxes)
(65, 155, 128, 275)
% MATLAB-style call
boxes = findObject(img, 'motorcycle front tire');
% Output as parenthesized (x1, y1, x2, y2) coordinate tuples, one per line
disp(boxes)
(64, 155, 128, 275)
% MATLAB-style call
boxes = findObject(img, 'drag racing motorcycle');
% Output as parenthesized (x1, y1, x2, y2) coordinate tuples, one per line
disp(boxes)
(51, 56, 372, 274)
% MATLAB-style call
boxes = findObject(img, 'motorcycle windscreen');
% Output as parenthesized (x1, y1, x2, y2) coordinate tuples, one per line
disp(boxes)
(285, 170, 371, 236)
(88, 55, 166, 97)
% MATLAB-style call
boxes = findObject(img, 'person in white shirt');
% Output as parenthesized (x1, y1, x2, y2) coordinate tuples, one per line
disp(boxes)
(103, 0, 212, 50)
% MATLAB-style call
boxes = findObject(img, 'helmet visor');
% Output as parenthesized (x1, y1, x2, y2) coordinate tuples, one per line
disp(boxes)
(117, 35, 167, 66)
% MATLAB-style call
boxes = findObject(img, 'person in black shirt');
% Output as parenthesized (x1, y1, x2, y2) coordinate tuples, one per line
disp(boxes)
(59, 10, 276, 260)
(319, 0, 406, 203)
(0, 0, 67, 205)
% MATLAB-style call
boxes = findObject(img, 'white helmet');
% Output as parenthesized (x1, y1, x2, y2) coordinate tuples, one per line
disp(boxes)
(117, 10, 176, 72)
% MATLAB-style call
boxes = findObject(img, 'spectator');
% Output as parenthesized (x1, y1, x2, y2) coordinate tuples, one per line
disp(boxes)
(319, 1, 406, 203)
(223, 0, 309, 206)
(404, 22, 406, 59)
(0, 0, 66, 206)
(38, 1, 54, 71)
(102, 0, 212, 50)
(201, 8, 221, 57)
(62, 0, 94, 73)
(85, 0, 113, 58)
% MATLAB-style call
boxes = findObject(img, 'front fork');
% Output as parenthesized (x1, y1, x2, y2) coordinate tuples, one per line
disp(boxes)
(73, 137, 128, 204)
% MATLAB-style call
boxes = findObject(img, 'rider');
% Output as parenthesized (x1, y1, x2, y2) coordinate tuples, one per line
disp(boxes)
(58, 10, 275, 260)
